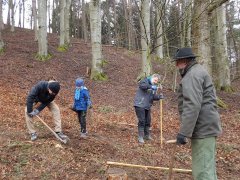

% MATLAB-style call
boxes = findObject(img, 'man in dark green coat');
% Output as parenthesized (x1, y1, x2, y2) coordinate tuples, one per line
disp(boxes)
(173, 48, 222, 180)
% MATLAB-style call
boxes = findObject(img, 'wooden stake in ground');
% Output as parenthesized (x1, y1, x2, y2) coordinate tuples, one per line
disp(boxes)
(160, 99, 163, 147)
(168, 143, 177, 180)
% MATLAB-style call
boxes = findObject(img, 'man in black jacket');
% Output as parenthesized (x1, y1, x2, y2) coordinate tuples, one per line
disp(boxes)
(25, 80, 67, 141)
(134, 74, 163, 144)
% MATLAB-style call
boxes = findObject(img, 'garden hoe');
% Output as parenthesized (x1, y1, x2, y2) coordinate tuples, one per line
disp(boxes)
(36, 115, 69, 144)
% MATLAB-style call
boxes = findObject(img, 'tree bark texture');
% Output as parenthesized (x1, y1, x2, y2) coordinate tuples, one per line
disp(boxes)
(82, 0, 88, 42)
(215, 4, 231, 89)
(37, 0, 48, 56)
(140, 0, 151, 76)
(0, 0, 4, 30)
(32, 0, 38, 41)
(192, 0, 212, 75)
(89, 0, 103, 77)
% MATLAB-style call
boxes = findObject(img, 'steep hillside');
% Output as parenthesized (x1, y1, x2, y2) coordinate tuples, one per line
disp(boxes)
(0, 28, 239, 179)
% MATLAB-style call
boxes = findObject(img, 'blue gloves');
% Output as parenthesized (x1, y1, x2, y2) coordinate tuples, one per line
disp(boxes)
(28, 109, 39, 118)
(176, 133, 187, 145)
(151, 85, 158, 90)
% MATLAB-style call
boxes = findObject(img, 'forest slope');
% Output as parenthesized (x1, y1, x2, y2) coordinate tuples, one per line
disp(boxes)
(0, 28, 239, 179)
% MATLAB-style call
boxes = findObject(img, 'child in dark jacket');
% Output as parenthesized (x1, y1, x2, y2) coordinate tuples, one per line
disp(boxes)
(72, 78, 92, 138)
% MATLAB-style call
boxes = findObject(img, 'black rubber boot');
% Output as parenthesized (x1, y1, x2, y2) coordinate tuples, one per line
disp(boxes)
(138, 128, 145, 144)
(144, 127, 153, 140)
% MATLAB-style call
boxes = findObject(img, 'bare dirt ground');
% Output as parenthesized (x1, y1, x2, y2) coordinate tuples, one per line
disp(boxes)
(0, 28, 239, 179)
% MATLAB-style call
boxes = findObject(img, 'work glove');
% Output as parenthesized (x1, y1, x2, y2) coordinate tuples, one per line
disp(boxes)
(158, 93, 164, 99)
(176, 133, 187, 145)
(28, 109, 39, 118)
(151, 85, 158, 90)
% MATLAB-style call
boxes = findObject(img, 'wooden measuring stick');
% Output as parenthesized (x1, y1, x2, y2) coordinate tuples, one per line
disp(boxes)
(107, 161, 192, 173)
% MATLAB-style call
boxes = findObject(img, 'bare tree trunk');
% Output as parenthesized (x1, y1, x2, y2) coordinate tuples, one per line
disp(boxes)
(18, 1, 22, 27)
(82, 0, 88, 42)
(178, 0, 184, 46)
(48, 0, 51, 33)
(215, 4, 231, 90)
(156, 0, 163, 58)
(64, 0, 71, 44)
(52, 0, 60, 34)
(37, 0, 48, 56)
(113, 0, 118, 46)
(89, 0, 103, 79)
(140, 0, 151, 76)
(60, 0, 71, 46)
(7, 1, 11, 25)
(106, 0, 111, 45)
(192, 0, 212, 75)
(10, 0, 15, 32)
(23, 0, 25, 28)
(32, 0, 38, 41)
(0, 30, 4, 50)
(186, 0, 192, 47)
(60, 0, 66, 46)
(0, 0, 4, 30)
(129, 0, 135, 49)
(122, 0, 129, 48)
(0, 0, 4, 49)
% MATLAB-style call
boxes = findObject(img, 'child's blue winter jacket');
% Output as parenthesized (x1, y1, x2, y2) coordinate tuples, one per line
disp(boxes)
(73, 86, 92, 111)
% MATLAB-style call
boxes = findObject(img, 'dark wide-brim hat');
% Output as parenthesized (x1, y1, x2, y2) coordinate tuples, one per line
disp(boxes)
(173, 47, 198, 61)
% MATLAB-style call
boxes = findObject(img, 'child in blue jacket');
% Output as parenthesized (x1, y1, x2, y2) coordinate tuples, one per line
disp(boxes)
(72, 78, 92, 138)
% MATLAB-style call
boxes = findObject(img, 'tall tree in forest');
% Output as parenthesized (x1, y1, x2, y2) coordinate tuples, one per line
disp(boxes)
(214, 4, 231, 90)
(18, 1, 22, 27)
(89, 0, 104, 80)
(32, 0, 38, 41)
(0, 0, 4, 50)
(52, 0, 60, 34)
(167, 2, 181, 56)
(128, 0, 135, 49)
(82, 0, 88, 42)
(123, 0, 129, 48)
(192, 0, 212, 75)
(22, 0, 25, 28)
(140, 0, 151, 76)
(192, 0, 230, 76)
(0, 0, 4, 30)
(10, 0, 15, 32)
(65, 0, 71, 44)
(37, 0, 48, 57)
(226, 1, 240, 79)
(106, 0, 112, 44)
(60, 0, 65, 45)
(155, 0, 164, 58)
(7, 1, 10, 25)
(185, 0, 192, 47)
(60, 0, 71, 47)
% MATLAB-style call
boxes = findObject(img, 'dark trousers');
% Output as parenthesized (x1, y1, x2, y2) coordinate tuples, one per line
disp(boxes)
(135, 107, 151, 132)
(77, 110, 87, 133)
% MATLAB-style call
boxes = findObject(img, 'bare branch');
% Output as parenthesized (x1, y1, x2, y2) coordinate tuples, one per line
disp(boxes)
(208, 0, 229, 14)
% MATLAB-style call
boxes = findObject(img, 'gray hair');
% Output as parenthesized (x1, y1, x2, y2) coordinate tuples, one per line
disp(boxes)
(152, 74, 161, 80)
